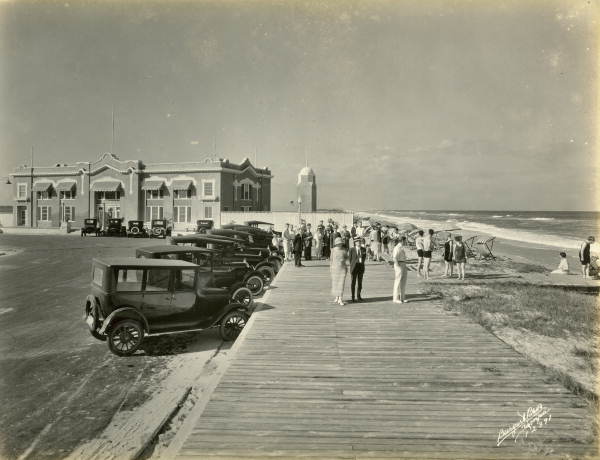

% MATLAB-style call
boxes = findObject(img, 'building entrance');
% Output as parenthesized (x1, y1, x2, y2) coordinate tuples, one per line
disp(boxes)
(17, 206, 27, 226)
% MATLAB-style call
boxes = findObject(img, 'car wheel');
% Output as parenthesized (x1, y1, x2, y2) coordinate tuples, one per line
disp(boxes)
(231, 287, 253, 308)
(219, 310, 249, 341)
(245, 274, 264, 296)
(257, 266, 274, 285)
(108, 320, 144, 356)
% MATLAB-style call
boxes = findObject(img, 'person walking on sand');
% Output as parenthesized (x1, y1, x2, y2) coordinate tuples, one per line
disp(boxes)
(442, 234, 454, 278)
(415, 230, 425, 276)
(453, 235, 467, 280)
(392, 236, 409, 303)
(293, 229, 304, 267)
(579, 236, 595, 278)
(349, 237, 367, 302)
(330, 237, 349, 305)
(422, 229, 434, 280)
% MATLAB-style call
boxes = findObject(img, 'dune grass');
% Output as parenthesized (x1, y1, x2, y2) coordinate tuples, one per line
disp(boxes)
(423, 282, 598, 339)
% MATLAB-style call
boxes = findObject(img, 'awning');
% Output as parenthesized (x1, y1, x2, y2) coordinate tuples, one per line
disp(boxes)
(56, 181, 76, 192)
(91, 181, 122, 192)
(171, 180, 192, 190)
(32, 182, 53, 192)
(141, 180, 165, 191)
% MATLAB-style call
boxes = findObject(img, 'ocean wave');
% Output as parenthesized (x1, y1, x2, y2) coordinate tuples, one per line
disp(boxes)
(367, 211, 584, 251)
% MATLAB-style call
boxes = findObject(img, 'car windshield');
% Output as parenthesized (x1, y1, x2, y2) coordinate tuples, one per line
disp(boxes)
(153, 221, 165, 227)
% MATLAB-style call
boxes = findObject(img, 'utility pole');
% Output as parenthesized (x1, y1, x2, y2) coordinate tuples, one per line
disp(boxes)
(111, 106, 115, 154)
(30, 146, 34, 228)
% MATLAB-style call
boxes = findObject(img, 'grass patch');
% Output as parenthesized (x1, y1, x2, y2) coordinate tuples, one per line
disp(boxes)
(423, 282, 598, 339)
(502, 260, 550, 274)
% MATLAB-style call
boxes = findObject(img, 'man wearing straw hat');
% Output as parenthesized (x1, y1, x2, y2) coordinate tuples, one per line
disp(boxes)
(349, 237, 367, 302)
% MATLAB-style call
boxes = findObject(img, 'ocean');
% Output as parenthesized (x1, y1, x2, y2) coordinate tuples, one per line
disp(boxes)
(368, 210, 600, 251)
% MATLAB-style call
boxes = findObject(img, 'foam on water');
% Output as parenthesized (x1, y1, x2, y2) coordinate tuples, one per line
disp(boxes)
(368, 212, 592, 252)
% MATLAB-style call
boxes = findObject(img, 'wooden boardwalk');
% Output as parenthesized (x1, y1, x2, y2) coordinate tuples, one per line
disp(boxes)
(176, 260, 597, 459)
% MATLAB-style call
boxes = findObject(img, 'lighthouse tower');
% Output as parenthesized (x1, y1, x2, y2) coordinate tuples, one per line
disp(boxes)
(297, 166, 317, 212)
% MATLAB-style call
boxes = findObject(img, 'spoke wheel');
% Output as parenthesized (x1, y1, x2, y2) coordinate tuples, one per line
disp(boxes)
(232, 287, 253, 308)
(245, 275, 264, 296)
(108, 320, 143, 356)
(219, 310, 249, 341)
(257, 266, 274, 285)
(86, 305, 106, 341)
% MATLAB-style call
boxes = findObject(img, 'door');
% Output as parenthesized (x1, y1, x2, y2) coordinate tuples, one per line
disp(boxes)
(141, 268, 176, 332)
(17, 206, 26, 226)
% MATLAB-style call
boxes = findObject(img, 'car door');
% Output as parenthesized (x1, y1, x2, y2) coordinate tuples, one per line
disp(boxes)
(170, 268, 204, 329)
(141, 268, 176, 332)
(195, 271, 231, 327)
(210, 253, 238, 288)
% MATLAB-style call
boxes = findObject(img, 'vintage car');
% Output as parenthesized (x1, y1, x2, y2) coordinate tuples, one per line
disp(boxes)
(81, 218, 101, 237)
(170, 234, 270, 294)
(127, 220, 148, 238)
(103, 218, 126, 237)
(84, 257, 250, 356)
(208, 229, 283, 273)
(150, 219, 172, 238)
(196, 219, 214, 234)
(135, 245, 254, 307)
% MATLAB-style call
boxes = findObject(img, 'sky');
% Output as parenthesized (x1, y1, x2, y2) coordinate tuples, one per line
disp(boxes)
(0, 0, 598, 211)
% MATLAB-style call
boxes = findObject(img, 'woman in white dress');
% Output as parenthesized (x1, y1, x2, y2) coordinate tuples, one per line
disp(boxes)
(330, 237, 349, 305)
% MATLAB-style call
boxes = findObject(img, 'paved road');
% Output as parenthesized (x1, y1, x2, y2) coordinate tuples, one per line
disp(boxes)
(0, 234, 225, 460)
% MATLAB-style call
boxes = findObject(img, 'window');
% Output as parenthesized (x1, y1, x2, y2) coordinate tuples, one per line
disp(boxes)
(204, 206, 212, 219)
(174, 269, 195, 291)
(37, 206, 51, 221)
(145, 206, 164, 220)
(17, 183, 27, 200)
(146, 269, 170, 291)
(146, 190, 163, 200)
(242, 183, 253, 200)
(115, 269, 144, 292)
(62, 206, 75, 222)
(174, 206, 191, 223)
(37, 191, 51, 200)
(202, 180, 215, 198)
(97, 191, 120, 200)
(241, 206, 252, 212)
(60, 190, 75, 199)
(93, 266, 104, 286)
(174, 189, 191, 199)
(223, 206, 229, 211)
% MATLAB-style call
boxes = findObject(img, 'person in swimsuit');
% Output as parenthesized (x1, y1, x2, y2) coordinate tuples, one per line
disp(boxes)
(415, 230, 425, 277)
(453, 235, 467, 280)
(551, 251, 570, 275)
(442, 234, 454, 278)
(579, 236, 595, 278)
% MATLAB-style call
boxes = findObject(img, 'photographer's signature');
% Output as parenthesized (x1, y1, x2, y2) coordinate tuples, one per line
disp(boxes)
(497, 404, 551, 446)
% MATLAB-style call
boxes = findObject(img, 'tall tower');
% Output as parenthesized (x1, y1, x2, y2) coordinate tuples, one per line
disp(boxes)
(297, 166, 317, 212)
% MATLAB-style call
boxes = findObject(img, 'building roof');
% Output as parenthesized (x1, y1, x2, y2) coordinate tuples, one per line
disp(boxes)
(93, 257, 198, 268)
(299, 166, 315, 176)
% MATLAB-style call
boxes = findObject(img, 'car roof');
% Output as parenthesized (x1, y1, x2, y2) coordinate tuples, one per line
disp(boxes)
(209, 228, 252, 237)
(93, 257, 198, 268)
(136, 245, 217, 254)
(245, 220, 273, 225)
(172, 234, 239, 244)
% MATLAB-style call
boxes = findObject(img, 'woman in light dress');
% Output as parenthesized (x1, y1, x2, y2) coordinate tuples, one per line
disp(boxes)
(315, 228, 324, 260)
(330, 237, 349, 305)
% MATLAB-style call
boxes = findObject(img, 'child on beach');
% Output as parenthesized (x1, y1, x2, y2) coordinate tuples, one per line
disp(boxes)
(453, 235, 467, 280)
(551, 252, 569, 275)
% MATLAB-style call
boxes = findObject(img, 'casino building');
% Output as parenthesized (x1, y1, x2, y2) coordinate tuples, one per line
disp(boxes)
(9, 152, 272, 230)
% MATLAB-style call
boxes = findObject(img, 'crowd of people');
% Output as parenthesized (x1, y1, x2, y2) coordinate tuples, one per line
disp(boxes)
(270, 219, 476, 306)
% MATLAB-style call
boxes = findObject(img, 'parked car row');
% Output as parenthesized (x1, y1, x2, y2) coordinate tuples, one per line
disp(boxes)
(83, 222, 284, 357)
(81, 218, 172, 238)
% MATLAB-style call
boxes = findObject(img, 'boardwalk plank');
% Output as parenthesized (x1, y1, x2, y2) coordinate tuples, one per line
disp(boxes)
(175, 261, 596, 459)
